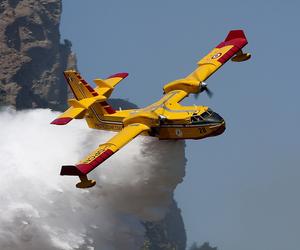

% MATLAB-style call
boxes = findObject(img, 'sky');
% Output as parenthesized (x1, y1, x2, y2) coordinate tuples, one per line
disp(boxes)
(61, 1, 300, 249)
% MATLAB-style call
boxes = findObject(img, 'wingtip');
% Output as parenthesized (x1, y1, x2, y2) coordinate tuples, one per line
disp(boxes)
(60, 165, 84, 176)
(51, 117, 72, 125)
(225, 30, 247, 42)
(107, 72, 129, 79)
(216, 30, 248, 50)
(60, 167, 96, 188)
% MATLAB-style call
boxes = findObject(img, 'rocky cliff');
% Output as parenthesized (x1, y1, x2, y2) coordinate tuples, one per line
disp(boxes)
(0, 1, 187, 249)
(142, 199, 187, 250)
(0, 0, 75, 110)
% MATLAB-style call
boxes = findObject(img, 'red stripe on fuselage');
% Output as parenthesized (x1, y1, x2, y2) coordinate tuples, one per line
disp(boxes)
(100, 101, 116, 114)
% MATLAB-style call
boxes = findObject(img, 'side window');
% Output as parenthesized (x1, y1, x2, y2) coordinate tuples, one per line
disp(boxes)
(201, 112, 210, 119)
(191, 115, 203, 123)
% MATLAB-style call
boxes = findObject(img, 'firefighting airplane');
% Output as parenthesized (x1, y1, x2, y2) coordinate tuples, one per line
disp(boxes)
(51, 30, 250, 188)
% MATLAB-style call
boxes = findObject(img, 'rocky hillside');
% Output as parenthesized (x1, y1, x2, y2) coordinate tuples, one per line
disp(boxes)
(0, 1, 187, 249)
(142, 199, 187, 250)
(0, 0, 75, 110)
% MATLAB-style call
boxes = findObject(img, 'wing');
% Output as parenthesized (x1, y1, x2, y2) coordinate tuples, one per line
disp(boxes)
(163, 30, 250, 101)
(60, 123, 150, 188)
(186, 29, 249, 82)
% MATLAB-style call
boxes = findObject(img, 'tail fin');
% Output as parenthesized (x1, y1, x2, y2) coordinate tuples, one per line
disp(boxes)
(64, 70, 129, 100)
(64, 70, 116, 114)
(51, 70, 119, 126)
(51, 70, 127, 126)
(64, 70, 98, 100)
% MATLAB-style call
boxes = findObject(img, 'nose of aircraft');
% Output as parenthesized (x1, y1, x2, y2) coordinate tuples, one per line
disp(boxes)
(206, 112, 226, 136)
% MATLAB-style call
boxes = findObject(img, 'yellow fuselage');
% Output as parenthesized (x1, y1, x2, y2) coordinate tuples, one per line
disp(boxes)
(85, 90, 225, 140)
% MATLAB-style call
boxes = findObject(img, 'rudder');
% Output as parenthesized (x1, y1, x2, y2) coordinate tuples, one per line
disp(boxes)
(64, 70, 98, 100)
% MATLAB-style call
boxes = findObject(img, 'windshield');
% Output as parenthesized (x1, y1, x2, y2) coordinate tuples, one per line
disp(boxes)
(191, 115, 203, 123)
(191, 109, 214, 123)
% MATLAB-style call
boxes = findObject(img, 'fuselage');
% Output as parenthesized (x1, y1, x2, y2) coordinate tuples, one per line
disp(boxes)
(84, 90, 225, 140)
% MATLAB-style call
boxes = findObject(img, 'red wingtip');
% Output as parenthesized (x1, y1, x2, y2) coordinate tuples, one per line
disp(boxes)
(215, 30, 249, 64)
(51, 117, 72, 125)
(224, 30, 247, 42)
(216, 30, 248, 50)
(60, 149, 114, 176)
(107, 72, 129, 79)
(60, 165, 84, 176)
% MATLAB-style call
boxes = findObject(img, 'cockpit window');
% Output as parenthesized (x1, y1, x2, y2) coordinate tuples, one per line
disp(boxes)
(201, 111, 210, 119)
(191, 115, 203, 123)
(191, 109, 214, 123)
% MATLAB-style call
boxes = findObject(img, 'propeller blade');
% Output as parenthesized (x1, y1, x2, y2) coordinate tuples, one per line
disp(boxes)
(205, 87, 213, 98)
(194, 82, 213, 99)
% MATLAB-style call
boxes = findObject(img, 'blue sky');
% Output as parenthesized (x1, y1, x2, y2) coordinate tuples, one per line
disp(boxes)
(61, 1, 300, 249)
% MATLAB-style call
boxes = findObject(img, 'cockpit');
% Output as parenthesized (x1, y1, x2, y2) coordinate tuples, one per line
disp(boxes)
(191, 110, 211, 122)
(190, 109, 224, 124)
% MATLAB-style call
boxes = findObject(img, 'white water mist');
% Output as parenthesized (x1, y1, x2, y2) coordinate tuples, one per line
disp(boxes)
(0, 108, 186, 250)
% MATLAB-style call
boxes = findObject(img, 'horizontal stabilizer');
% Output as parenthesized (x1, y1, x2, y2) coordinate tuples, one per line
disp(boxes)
(107, 72, 128, 83)
(51, 107, 86, 125)
(94, 72, 128, 97)
(51, 117, 73, 125)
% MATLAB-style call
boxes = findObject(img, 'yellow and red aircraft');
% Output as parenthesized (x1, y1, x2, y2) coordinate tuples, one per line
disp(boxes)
(51, 30, 250, 188)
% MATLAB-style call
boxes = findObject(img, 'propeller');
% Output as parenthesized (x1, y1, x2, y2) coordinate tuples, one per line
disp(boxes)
(195, 82, 214, 99)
